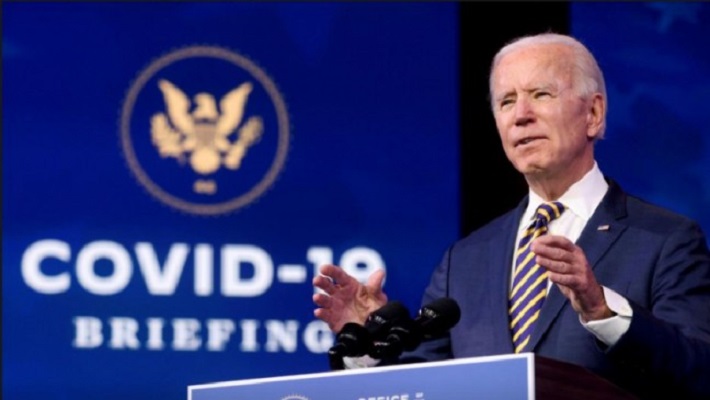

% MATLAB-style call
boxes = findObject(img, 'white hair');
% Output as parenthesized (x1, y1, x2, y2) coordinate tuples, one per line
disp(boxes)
(489, 33, 607, 139)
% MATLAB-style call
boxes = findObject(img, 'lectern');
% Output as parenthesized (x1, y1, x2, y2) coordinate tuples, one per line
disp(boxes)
(188, 353, 637, 400)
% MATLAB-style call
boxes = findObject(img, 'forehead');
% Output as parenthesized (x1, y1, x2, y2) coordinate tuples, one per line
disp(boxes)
(492, 44, 575, 94)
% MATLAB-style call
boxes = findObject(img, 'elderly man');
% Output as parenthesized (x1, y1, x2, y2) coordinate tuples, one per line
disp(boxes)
(313, 33, 710, 399)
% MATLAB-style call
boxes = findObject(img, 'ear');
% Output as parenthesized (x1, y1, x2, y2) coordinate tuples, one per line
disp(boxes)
(586, 93, 606, 140)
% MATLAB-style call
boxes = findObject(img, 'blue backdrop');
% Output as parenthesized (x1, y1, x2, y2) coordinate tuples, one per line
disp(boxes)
(6, 2, 710, 400)
(3, 3, 459, 399)
(572, 2, 710, 237)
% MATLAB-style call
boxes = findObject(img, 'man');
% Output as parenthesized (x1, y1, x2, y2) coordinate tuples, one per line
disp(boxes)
(312, 33, 710, 399)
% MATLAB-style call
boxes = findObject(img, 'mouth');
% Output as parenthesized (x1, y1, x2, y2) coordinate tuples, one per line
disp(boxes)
(515, 136, 546, 147)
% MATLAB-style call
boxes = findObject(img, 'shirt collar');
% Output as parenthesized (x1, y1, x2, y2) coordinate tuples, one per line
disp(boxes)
(522, 162, 609, 223)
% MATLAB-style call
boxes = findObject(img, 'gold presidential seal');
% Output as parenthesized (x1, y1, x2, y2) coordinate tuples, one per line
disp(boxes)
(119, 45, 290, 216)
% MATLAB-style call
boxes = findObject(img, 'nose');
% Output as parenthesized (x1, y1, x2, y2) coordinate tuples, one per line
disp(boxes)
(514, 98, 535, 127)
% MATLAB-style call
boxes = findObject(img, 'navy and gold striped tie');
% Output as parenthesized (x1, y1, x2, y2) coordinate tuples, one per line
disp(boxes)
(509, 201, 565, 353)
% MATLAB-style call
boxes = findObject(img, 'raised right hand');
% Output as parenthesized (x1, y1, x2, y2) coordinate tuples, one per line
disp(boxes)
(312, 264, 388, 333)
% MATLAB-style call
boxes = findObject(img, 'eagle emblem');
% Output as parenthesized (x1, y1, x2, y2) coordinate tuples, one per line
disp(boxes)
(150, 79, 263, 175)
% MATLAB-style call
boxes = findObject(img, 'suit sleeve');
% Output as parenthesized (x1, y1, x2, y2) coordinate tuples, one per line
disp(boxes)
(395, 245, 455, 364)
(606, 220, 710, 399)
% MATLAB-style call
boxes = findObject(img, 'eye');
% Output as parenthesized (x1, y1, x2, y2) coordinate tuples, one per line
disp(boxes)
(534, 91, 551, 99)
(499, 98, 514, 109)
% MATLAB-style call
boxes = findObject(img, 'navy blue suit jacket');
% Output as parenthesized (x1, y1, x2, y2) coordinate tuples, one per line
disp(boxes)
(404, 180, 710, 399)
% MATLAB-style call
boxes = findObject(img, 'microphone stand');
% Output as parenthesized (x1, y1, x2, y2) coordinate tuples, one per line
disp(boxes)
(328, 348, 345, 371)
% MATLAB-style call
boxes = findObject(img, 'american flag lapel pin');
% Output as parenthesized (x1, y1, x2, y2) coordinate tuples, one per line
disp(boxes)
(597, 224, 610, 231)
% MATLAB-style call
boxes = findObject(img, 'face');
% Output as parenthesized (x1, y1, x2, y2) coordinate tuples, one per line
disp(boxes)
(490, 44, 603, 182)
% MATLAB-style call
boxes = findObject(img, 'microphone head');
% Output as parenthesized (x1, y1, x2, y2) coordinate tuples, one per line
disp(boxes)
(417, 297, 461, 338)
(370, 316, 421, 359)
(369, 298, 460, 359)
(365, 301, 411, 340)
(329, 322, 371, 357)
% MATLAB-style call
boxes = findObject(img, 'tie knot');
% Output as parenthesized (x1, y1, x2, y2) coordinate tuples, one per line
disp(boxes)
(535, 202, 565, 223)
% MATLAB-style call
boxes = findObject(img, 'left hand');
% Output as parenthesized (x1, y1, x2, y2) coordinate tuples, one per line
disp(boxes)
(531, 235, 613, 322)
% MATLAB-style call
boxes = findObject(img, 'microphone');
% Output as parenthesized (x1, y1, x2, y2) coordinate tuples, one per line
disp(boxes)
(327, 322, 370, 370)
(416, 297, 461, 339)
(364, 300, 411, 341)
(327, 301, 411, 370)
(369, 297, 461, 359)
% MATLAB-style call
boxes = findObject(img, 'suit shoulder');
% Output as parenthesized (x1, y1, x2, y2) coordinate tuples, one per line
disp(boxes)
(625, 194, 702, 234)
(453, 208, 518, 248)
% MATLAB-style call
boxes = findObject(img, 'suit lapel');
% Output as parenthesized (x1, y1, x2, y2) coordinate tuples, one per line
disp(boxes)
(528, 179, 629, 351)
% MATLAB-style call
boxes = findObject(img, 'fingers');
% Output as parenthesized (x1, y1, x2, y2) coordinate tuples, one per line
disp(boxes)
(312, 307, 338, 332)
(530, 237, 609, 321)
(316, 264, 356, 285)
(311, 265, 388, 332)
(312, 292, 331, 308)
(532, 235, 598, 294)
(534, 250, 574, 274)
(313, 274, 337, 295)
(366, 268, 386, 296)
(546, 271, 578, 286)
(531, 235, 577, 272)
(313, 306, 329, 320)
(313, 264, 353, 295)
(312, 293, 342, 331)
(532, 236, 587, 289)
